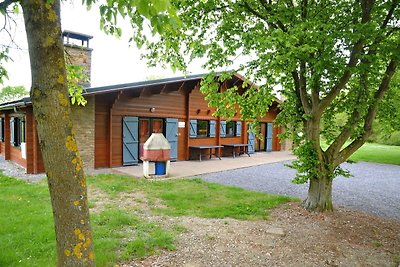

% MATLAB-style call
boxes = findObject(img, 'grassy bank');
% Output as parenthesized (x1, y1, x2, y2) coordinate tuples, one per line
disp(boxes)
(349, 143, 400, 165)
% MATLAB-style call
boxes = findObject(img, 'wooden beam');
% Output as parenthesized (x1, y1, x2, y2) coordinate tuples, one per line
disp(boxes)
(109, 91, 122, 167)
(111, 90, 123, 109)
(178, 81, 186, 95)
(160, 84, 168, 94)
(140, 87, 152, 97)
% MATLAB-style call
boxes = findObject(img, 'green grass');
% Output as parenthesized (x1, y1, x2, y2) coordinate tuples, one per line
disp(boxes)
(89, 175, 295, 220)
(1, 173, 293, 266)
(0, 176, 55, 267)
(0, 175, 176, 267)
(321, 141, 400, 165)
(349, 143, 400, 165)
(92, 209, 176, 265)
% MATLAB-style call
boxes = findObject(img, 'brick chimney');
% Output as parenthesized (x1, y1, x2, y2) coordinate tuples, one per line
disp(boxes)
(62, 30, 93, 87)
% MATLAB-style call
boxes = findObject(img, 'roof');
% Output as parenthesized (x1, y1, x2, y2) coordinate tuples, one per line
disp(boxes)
(84, 73, 207, 96)
(62, 30, 93, 41)
(0, 73, 210, 110)
(0, 72, 277, 110)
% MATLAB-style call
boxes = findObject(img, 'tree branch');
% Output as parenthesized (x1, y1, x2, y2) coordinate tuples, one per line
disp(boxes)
(318, 0, 375, 113)
(292, 70, 311, 114)
(0, 0, 17, 11)
(318, 40, 364, 112)
(301, 0, 308, 19)
(310, 68, 320, 107)
(335, 59, 398, 165)
(381, 0, 399, 29)
(299, 61, 311, 113)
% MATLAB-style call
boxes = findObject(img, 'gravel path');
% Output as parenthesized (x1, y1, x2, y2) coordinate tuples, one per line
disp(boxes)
(199, 161, 400, 221)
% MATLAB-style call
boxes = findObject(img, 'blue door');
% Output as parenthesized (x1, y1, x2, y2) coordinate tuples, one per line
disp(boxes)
(122, 116, 139, 165)
(266, 123, 273, 152)
(166, 118, 178, 161)
(248, 131, 255, 154)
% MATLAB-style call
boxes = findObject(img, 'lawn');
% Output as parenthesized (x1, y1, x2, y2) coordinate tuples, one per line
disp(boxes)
(348, 143, 400, 165)
(0, 174, 293, 266)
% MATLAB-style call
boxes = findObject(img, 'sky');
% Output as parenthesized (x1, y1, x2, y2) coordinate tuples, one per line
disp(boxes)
(1, 2, 213, 90)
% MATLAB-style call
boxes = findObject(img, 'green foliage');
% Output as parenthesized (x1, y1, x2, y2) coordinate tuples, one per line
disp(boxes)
(83, 0, 181, 40)
(200, 71, 274, 121)
(0, 85, 29, 103)
(131, 0, 399, 186)
(0, 49, 9, 84)
(381, 131, 400, 146)
(66, 64, 88, 106)
(375, 71, 400, 134)
(289, 140, 321, 184)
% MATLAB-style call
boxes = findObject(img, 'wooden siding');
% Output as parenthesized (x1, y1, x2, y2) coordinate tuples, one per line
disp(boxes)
(111, 115, 123, 167)
(32, 116, 45, 173)
(112, 91, 186, 118)
(26, 109, 34, 173)
(10, 146, 26, 168)
(0, 142, 4, 155)
(178, 119, 188, 161)
(273, 126, 282, 151)
(94, 96, 111, 168)
(92, 79, 283, 169)
(188, 85, 216, 119)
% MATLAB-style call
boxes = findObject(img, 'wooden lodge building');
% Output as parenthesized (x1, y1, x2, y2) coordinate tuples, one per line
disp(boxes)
(0, 32, 283, 174)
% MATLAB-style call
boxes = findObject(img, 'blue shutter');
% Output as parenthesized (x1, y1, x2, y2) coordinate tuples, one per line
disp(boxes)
(209, 120, 216, 137)
(166, 118, 178, 161)
(122, 116, 139, 165)
(220, 121, 226, 137)
(236, 121, 242, 137)
(248, 131, 255, 154)
(266, 122, 273, 152)
(189, 120, 197, 138)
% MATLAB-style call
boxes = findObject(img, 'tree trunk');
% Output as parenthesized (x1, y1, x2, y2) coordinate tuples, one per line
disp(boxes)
(303, 173, 334, 212)
(20, 1, 95, 266)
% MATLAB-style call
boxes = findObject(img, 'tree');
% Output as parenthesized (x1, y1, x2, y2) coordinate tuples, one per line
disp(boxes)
(0, 85, 28, 103)
(0, 0, 178, 265)
(134, 0, 399, 211)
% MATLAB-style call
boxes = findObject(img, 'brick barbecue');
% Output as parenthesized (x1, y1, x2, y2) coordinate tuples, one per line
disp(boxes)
(141, 133, 171, 178)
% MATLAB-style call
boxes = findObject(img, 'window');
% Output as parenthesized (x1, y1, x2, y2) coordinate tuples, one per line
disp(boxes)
(226, 121, 237, 137)
(197, 120, 209, 137)
(10, 116, 26, 147)
(221, 120, 242, 137)
(189, 120, 216, 138)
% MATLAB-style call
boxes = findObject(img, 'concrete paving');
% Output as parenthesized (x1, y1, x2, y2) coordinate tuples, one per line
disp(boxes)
(112, 151, 296, 179)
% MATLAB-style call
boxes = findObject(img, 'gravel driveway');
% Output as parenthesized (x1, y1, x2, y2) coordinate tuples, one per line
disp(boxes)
(199, 161, 400, 221)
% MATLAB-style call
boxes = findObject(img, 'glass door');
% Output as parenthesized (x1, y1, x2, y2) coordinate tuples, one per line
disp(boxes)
(255, 123, 266, 152)
(139, 118, 165, 158)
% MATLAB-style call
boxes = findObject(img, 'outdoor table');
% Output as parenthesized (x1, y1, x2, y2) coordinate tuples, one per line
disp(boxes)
(223, 144, 251, 158)
(189, 145, 223, 161)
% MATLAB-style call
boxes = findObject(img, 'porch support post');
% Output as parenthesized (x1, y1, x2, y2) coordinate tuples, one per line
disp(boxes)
(26, 109, 34, 174)
(4, 113, 10, 160)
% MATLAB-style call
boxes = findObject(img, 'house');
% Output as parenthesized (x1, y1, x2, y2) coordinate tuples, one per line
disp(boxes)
(0, 32, 284, 174)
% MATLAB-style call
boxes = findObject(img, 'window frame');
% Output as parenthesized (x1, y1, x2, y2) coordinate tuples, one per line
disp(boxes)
(196, 120, 210, 138)
(10, 116, 26, 148)
(225, 121, 237, 137)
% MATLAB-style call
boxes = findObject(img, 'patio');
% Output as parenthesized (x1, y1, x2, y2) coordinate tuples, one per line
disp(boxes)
(111, 151, 296, 179)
